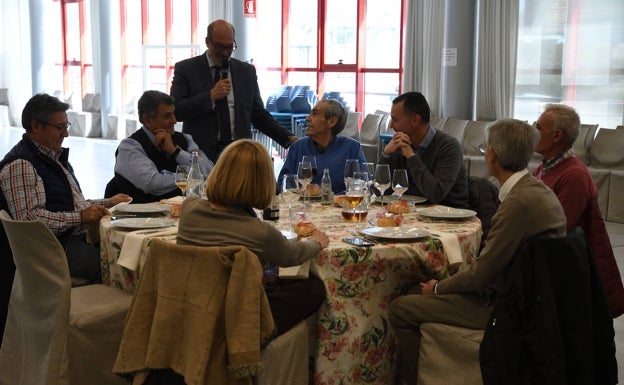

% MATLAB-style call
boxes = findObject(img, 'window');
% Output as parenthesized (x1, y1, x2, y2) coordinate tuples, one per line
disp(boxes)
(254, 0, 405, 116)
(120, 0, 203, 110)
(514, 0, 624, 128)
(52, 0, 93, 110)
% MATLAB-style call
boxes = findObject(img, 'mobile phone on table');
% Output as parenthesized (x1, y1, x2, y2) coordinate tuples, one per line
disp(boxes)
(342, 237, 375, 247)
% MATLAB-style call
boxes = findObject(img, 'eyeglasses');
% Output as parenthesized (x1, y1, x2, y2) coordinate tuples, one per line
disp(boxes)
(40, 120, 71, 132)
(478, 142, 488, 154)
(210, 40, 237, 52)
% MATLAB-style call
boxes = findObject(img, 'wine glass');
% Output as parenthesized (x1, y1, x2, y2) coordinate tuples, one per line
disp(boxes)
(392, 169, 409, 201)
(297, 161, 313, 208)
(302, 155, 318, 180)
(373, 164, 391, 206)
(281, 174, 300, 233)
(344, 159, 361, 193)
(175, 165, 189, 197)
(363, 162, 375, 204)
(353, 171, 371, 208)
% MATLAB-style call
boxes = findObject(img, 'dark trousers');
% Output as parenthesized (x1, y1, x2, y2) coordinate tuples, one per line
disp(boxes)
(265, 275, 326, 337)
(65, 235, 102, 283)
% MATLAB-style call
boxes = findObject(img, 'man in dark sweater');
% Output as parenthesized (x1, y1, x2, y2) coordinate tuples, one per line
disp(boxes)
(107, 90, 213, 203)
(379, 92, 469, 208)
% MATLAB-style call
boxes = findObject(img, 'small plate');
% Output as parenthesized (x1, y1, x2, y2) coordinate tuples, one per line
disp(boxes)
(416, 206, 477, 219)
(110, 217, 176, 229)
(113, 203, 166, 215)
(359, 226, 430, 240)
(299, 193, 322, 200)
(374, 195, 427, 204)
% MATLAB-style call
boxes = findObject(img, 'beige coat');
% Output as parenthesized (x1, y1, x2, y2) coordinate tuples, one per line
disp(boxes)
(113, 240, 276, 385)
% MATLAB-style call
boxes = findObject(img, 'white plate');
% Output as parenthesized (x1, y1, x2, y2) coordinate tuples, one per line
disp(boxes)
(110, 217, 176, 229)
(298, 193, 321, 200)
(416, 206, 477, 219)
(374, 195, 427, 204)
(359, 226, 430, 240)
(113, 203, 166, 214)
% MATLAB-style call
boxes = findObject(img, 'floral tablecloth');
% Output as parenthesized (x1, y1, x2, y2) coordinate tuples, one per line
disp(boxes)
(99, 203, 481, 385)
(293, 204, 481, 385)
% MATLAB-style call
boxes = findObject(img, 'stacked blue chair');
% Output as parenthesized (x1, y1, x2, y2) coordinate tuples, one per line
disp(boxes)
(265, 95, 278, 112)
(289, 85, 311, 114)
(275, 86, 293, 113)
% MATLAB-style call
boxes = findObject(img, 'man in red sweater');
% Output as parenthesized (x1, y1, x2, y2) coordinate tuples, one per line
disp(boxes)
(533, 104, 624, 318)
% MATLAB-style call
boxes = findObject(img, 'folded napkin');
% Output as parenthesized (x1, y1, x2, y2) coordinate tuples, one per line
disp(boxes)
(109, 198, 133, 213)
(278, 260, 310, 280)
(436, 232, 463, 265)
(160, 196, 184, 205)
(118, 226, 178, 271)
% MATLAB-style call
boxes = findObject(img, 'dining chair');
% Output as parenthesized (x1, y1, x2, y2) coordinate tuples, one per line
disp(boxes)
(418, 323, 484, 385)
(440, 118, 469, 143)
(67, 92, 102, 137)
(113, 240, 310, 385)
(0, 210, 132, 385)
(341, 111, 361, 140)
(572, 123, 598, 165)
(360, 113, 383, 163)
(589, 128, 624, 219)
(480, 232, 617, 384)
(429, 116, 448, 131)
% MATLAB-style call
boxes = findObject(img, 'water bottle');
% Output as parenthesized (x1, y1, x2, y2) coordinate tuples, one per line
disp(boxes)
(262, 194, 280, 221)
(186, 151, 204, 198)
(320, 168, 332, 205)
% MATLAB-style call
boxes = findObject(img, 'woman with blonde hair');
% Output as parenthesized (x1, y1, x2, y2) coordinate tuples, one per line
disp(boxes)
(177, 139, 329, 336)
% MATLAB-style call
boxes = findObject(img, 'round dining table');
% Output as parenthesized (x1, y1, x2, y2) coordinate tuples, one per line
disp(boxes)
(99, 200, 482, 385)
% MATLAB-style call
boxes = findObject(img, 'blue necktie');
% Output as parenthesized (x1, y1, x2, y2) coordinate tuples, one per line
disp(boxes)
(214, 67, 232, 144)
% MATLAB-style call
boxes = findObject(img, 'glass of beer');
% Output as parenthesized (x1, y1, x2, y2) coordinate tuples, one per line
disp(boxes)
(342, 178, 367, 221)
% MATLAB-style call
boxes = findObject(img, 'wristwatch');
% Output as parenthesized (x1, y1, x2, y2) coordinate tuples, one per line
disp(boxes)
(172, 145, 182, 157)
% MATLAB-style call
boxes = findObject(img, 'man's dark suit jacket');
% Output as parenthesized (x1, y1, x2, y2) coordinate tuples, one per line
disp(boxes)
(170, 52, 292, 162)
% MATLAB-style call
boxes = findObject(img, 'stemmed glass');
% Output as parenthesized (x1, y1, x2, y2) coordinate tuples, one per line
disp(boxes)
(344, 159, 361, 193)
(363, 162, 375, 204)
(373, 164, 391, 206)
(297, 161, 313, 208)
(281, 174, 300, 233)
(175, 165, 189, 198)
(302, 155, 318, 180)
(392, 169, 409, 201)
(353, 171, 371, 208)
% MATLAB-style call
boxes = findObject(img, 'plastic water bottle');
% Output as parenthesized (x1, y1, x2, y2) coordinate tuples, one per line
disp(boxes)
(186, 151, 204, 198)
(320, 168, 332, 205)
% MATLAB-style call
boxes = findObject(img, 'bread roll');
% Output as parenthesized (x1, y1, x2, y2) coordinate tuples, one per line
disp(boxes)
(387, 199, 411, 214)
(294, 221, 316, 237)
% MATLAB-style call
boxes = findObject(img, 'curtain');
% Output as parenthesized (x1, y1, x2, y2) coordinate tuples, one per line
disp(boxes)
(0, 0, 32, 126)
(402, 0, 446, 117)
(209, 1, 234, 22)
(474, 0, 519, 120)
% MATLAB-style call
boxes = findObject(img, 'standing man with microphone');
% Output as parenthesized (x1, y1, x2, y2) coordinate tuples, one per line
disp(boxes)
(170, 19, 298, 162)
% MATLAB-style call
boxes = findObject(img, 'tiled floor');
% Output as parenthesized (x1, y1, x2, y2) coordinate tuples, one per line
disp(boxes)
(1, 125, 623, 379)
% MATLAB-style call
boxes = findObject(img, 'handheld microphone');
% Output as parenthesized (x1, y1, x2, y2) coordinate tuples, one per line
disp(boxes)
(220, 59, 230, 80)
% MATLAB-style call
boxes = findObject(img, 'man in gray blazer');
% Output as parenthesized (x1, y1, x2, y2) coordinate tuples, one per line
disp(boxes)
(170, 19, 297, 162)
(388, 119, 567, 384)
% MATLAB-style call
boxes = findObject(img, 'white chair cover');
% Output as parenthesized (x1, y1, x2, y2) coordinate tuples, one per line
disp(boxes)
(418, 323, 484, 385)
(0, 210, 131, 385)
